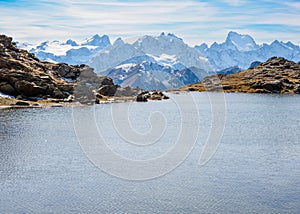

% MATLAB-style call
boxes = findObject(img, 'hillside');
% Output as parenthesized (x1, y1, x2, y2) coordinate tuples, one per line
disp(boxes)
(0, 35, 169, 106)
(182, 57, 300, 94)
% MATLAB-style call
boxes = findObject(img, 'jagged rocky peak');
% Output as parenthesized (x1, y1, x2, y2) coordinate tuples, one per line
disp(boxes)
(194, 43, 208, 53)
(113, 37, 124, 46)
(66, 39, 78, 46)
(159, 32, 183, 40)
(225, 31, 259, 51)
(82, 34, 111, 47)
(88, 31, 213, 90)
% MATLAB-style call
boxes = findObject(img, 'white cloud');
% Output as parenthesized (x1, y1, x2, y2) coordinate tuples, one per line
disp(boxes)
(0, 0, 300, 46)
(284, 1, 300, 10)
(219, 0, 248, 6)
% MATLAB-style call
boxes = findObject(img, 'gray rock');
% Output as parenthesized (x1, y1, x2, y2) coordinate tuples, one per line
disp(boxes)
(98, 85, 118, 96)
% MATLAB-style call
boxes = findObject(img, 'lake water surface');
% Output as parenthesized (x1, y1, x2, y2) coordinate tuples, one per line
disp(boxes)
(0, 93, 299, 213)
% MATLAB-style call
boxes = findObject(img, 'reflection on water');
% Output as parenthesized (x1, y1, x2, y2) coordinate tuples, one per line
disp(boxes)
(0, 93, 299, 213)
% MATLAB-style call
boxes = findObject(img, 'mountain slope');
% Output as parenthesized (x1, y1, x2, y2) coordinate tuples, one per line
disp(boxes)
(183, 57, 300, 94)
(90, 33, 212, 74)
(105, 57, 204, 90)
(89, 33, 212, 89)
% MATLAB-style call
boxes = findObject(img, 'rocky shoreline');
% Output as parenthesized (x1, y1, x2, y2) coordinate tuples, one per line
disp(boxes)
(0, 34, 169, 108)
(182, 57, 300, 94)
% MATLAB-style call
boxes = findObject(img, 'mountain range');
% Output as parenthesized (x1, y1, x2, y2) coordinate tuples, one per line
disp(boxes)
(17, 34, 111, 65)
(18, 32, 300, 90)
(196, 31, 300, 71)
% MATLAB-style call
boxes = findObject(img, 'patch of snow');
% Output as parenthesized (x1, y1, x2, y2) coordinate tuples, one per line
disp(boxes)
(0, 92, 14, 98)
(61, 77, 73, 83)
(42, 42, 99, 56)
(115, 63, 136, 73)
(199, 56, 209, 62)
(44, 58, 58, 63)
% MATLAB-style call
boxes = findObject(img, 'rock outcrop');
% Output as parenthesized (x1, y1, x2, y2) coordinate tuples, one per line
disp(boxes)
(183, 57, 300, 94)
(136, 91, 169, 102)
(0, 35, 169, 105)
(0, 35, 86, 101)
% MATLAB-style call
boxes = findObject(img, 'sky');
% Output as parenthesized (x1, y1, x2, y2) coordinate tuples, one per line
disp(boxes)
(0, 0, 300, 46)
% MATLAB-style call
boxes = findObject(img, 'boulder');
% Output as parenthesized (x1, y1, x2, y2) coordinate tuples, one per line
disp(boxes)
(99, 76, 114, 86)
(98, 85, 118, 96)
(262, 80, 283, 92)
(14, 80, 45, 97)
(0, 82, 15, 95)
(78, 67, 97, 79)
(0, 35, 13, 48)
(15, 101, 30, 106)
(250, 82, 263, 89)
(294, 86, 300, 94)
(114, 86, 141, 97)
(136, 91, 169, 102)
(136, 93, 148, 102)
(282, 78, 294, 85)
(148, 91, 169, 100)
(55, 63, 71, 77)
(53, 88, 66, 99)
(58, 84, 74, 93)
(222, 85, 232, 90)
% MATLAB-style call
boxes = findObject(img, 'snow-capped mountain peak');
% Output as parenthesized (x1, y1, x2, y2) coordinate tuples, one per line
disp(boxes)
(66, 39, 78, 46)
(225, 31, 259, 51)
(90, 33, 212, 74)
(113, 37, 124, 46)
(80, 34, 111, 48)
(17, 34, 112, 65)
(159, 32, 183, 41)
(195, 31, 300, 71)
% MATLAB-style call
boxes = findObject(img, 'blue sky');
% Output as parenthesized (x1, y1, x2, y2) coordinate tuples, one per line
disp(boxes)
(1, 0, 300, 46)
